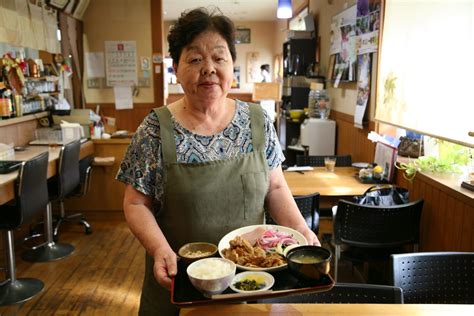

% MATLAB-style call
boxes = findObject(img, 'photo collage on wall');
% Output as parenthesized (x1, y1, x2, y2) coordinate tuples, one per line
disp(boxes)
(353, 0, 381, 128)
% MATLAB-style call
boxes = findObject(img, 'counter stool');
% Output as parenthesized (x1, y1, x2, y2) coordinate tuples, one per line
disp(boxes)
(0, 152, 48, 305)
(53, 155, 93, 239)
(21, 142, 79, 262)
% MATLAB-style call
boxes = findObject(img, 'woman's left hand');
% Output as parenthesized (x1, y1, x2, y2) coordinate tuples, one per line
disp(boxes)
(302, 228, 321, 246)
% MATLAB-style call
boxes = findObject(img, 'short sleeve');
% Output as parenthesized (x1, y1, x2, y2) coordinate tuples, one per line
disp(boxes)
(262, 109, 285, 170)
(116, 111, 163, 198)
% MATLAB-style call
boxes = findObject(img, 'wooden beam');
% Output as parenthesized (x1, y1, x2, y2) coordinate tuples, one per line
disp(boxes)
(150, 0, 165, 107)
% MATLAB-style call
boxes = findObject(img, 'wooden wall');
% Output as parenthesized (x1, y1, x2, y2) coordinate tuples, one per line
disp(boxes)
(331, 110, 376, 163)
(396, 171, 474, 252)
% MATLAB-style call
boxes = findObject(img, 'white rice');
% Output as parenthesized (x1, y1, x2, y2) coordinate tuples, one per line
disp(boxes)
(190, 259, 233, 279)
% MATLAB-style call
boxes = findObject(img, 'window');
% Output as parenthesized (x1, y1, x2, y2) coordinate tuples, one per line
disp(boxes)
(376, 0, 474, 148)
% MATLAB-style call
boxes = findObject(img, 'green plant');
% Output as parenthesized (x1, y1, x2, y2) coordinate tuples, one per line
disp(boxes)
(395, 141, 470, 180)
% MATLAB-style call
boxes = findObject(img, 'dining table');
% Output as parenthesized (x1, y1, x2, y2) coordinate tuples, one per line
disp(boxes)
(284, 166, 374, 208)
(0, 141, 94, 205)
(179, 303, 474, 316)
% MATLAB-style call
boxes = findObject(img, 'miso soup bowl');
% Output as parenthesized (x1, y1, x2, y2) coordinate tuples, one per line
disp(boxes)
(286, 245, 332, 283)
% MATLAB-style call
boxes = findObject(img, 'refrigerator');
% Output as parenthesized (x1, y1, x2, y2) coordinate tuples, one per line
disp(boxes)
(300, 118, 336, 155)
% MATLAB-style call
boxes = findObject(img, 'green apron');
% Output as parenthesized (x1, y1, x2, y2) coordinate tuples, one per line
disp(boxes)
(139, 103, 269, 315)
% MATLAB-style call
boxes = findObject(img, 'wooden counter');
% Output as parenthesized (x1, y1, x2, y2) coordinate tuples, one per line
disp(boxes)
(0, 141, 94, 205)
(64, 138, 131, 218)
(180, 303, 474, 316)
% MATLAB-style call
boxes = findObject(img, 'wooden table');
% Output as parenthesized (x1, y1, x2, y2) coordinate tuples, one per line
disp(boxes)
(284, 167, 374, 235)
(284, 167, 373, 197)
(180, 303, 474, 316)
(0, 141, 94, 205)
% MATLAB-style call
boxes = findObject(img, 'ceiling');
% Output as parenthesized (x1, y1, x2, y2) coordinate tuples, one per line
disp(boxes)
(163, 0, 279, 21)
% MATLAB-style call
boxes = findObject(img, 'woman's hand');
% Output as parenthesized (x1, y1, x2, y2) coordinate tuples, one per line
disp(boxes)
(153, 247, 178, 291)
(301, 227, 321, 247)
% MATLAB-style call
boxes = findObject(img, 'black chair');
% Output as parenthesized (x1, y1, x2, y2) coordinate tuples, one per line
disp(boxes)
(265, 193, 320, 234)
(258, 283, 403, 304)
(53, 155, 93, 238)
(47, 140, 91, 239)
(296, 155, 352, 167)
(391, 252, 474, 304)
(21, 143, 78, 263)
(333, 198, 424, 282)
(0, 152, 48, 305)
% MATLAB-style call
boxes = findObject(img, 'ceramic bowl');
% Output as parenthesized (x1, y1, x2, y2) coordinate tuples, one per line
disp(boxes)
(289, 109, 304, 121)
(286, 245, 331, 283)
(229, 271, 275, 293)
(178, 242, 218, 264)
(186, 258, 236, 297)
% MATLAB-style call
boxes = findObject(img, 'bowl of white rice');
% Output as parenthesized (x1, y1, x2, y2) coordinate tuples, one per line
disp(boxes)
(186, 257, 236, 297)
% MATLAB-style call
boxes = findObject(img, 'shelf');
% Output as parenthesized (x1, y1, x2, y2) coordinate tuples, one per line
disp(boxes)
(0, 111, 48, 127)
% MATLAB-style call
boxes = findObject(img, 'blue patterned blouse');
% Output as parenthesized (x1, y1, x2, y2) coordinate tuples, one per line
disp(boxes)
(116, 100, 284, 204)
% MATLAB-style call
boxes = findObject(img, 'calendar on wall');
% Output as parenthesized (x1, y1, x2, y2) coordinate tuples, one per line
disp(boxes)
(105, 41, 138, 86)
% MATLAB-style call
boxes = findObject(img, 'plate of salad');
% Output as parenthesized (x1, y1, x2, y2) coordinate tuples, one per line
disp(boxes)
(218, 225, 307, 272)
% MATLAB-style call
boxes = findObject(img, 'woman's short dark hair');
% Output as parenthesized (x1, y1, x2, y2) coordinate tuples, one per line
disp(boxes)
(167, 7, 236, 64)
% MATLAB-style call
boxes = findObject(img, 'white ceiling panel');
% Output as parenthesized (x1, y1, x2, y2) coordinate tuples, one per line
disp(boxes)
(163, 0, 279, 21)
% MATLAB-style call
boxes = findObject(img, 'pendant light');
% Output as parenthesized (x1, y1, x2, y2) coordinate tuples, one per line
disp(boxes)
(277, 0, 292, 19)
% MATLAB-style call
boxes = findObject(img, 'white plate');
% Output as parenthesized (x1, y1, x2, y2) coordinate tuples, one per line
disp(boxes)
(218, 224, 308, 272)
(230, 271, 275, 293)
(352, 162, 370, 169)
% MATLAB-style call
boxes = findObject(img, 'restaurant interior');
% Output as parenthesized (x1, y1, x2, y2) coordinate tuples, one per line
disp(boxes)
(0, 0, 473, 314)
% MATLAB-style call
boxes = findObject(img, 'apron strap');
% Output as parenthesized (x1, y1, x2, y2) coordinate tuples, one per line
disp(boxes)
(154, 106, 177, 164)
(249, 103, 265, 151)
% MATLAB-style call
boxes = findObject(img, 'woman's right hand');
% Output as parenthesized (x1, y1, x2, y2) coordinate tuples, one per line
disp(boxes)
(153, 247, 178, 291)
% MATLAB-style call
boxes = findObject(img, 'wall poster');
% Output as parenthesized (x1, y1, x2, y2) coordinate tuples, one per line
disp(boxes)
(232, 66, 240, 89)
(356, 0, 381, 54)
(246, 52, 260, 83)
(105, 41, 138, 86)
(329, 5, 357, 85)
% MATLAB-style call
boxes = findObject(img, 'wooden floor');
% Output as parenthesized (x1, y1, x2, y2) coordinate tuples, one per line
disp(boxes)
(0, 219, 364, 315)
(0, 219, 144, 315)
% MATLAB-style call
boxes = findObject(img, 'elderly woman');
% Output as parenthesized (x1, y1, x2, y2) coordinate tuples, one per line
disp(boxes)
(117, 7, 320, 315)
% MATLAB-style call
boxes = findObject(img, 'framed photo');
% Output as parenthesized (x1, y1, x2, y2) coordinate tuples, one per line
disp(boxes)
(46, 0, 69, 10)
(235, 28, 251, 44)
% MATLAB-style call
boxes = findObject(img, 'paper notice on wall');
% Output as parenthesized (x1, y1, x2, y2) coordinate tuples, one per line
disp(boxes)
(85, 52, 105, 78)
(105, 41, 138, 86)
(114, 86, 133, 110)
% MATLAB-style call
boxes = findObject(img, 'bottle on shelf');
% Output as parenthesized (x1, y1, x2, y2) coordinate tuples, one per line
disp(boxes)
(308, 87, 331, 119)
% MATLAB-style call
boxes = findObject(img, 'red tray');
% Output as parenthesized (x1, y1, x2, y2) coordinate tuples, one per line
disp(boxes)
(171, 259, 335, 306)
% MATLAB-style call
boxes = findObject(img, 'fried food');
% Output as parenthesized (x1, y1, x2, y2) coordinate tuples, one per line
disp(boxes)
(222, 235, 286, 268)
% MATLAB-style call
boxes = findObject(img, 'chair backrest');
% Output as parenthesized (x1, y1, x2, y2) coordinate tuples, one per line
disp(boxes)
(294, 193, 320, 233)
(265, 193, 320, 233)
(55, 140, 81, 199)
(296, 155, 352, 167)
(16, 151, 50, 226)
(258, 283, 403, 303)
(73, 155, 94, 196)
(391, 252, 474, 304)
(334, 199, 423, 248)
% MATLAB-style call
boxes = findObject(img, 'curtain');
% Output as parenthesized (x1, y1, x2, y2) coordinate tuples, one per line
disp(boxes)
(376, 0, 474, 148)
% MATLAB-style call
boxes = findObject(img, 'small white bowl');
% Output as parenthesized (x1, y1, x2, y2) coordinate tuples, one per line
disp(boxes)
(229, 271, 275, 293)
(187, 258, 236, 298)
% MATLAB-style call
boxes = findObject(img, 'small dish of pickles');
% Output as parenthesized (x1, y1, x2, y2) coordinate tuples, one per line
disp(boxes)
(229, 271, 274, 293)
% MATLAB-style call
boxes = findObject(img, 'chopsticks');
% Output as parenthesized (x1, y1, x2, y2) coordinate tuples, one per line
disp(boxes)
(211, 290, 273, 300)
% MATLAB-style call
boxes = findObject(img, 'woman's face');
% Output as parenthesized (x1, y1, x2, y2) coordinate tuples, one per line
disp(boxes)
(174, 31, 234, 103)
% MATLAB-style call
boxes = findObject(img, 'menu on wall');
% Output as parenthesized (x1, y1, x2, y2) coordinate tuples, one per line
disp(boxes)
(105, 41, 138, 87)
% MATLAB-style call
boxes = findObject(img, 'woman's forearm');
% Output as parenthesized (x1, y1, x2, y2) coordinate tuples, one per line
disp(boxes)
(123, 185, 173, 258)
